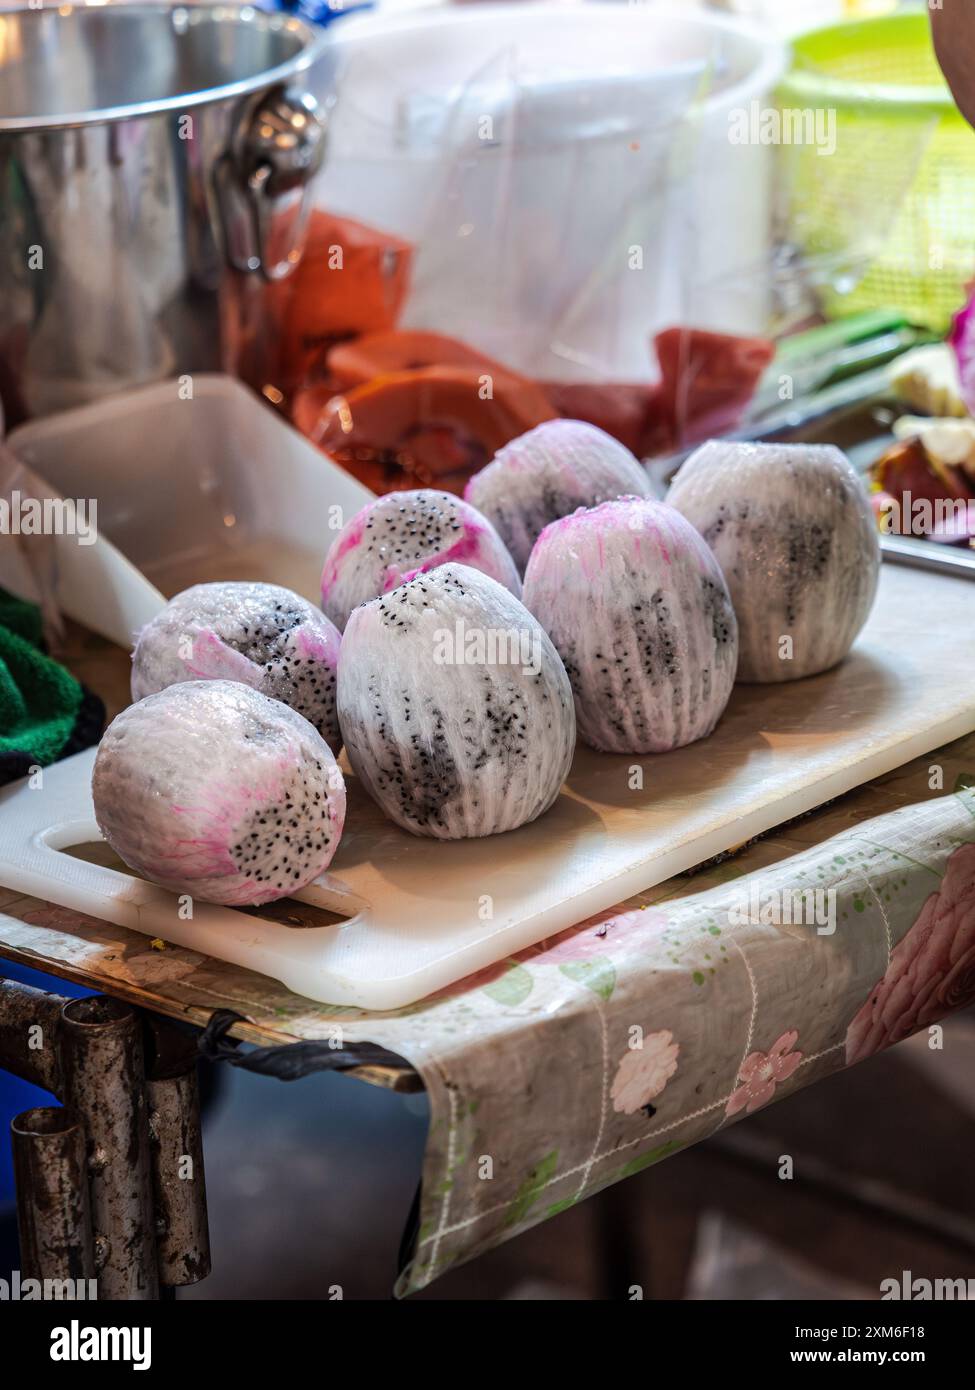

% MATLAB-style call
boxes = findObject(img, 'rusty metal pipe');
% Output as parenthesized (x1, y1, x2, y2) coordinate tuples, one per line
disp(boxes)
(142, 1011, 211, 1287)
(0, 978, 67, 1095)
(11, 1106, 96, 1294)
(60, 996, 159, 1300)
(147, 1069, 211, 1286)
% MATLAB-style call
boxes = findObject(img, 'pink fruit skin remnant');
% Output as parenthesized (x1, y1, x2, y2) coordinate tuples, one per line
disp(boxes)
(320, 517, 366, 603)
(294, 622, 340, 666)
(164, 749, 345, 907)
(385, 522, 495, 590)
(531, 497, 676, 585)
(950, 289, 975, 414)
(179, 628, 264, 688)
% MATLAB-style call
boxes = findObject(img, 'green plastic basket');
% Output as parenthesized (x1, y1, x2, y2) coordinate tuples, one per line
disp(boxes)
(777, 9, 975, 331)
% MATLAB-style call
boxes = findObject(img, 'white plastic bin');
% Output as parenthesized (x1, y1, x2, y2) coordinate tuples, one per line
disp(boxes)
(6, 376, 374, 645)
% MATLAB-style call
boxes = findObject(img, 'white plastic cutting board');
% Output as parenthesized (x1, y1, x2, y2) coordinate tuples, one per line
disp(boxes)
(0, 562, 972, 1009)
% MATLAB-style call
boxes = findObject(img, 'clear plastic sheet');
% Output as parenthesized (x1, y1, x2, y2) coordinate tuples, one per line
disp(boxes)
(251, 5, 975, 501)
(261, 4, 786, 493)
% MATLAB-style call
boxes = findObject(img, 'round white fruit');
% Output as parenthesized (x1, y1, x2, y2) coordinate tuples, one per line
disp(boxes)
(464, 419, 650, 571)
(321, 489, 521, 631)
(92, 681, 345, 906)
(523, 497, 738, 753)
(337, 563, 575, 839)
(132, 581, 342, 750)
(667, 441, 880, 683)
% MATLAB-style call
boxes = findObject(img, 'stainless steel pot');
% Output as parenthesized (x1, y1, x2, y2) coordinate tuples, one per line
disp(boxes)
(0, 4, 330, 423)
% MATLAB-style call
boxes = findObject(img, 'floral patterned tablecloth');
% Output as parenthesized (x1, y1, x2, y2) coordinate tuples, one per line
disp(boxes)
(379, 741, 975, 1293)
(1, 731, 974, 1295)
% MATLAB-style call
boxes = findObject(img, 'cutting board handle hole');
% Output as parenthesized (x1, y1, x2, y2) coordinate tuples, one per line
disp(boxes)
(51, 837, 358, 929)
(237, 899, 352, 929)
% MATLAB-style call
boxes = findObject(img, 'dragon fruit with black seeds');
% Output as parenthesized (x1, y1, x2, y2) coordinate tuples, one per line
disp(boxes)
(337, 564, 575, 838)
(132, 581, 342, 750)
(321, 489, 521, 631)
(667, 441, 880, 683)
(92, 681, 346, 906)
(523, 498, 738, 754)
(464, 419, 651, 571)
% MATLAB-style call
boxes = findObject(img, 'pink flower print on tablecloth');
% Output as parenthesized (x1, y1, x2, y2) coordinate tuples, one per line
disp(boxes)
(846, 842, 975, 1066)
(725, 1030, 803, 1117)
(530, 906, 668, 964)
(610, 1029, 680, 1115)
(430, 905, 668, 1003)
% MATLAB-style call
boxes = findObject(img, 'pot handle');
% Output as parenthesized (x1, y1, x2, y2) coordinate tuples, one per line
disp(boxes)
(218, 85, 328, 283)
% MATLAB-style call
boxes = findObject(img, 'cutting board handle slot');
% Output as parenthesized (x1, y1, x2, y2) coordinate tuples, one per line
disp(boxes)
(36, 821, 367, 930)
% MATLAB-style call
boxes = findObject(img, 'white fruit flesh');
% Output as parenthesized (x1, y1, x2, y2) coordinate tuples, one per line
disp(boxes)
(321, 489, 521, 631)
(667, 441, 880, 683)
(132, 581, 342, 750)
(337, 563, 575, 839)
(92, 681, 346, 906)
(464, 419, 650, 572)
(523, 497, 738, 754)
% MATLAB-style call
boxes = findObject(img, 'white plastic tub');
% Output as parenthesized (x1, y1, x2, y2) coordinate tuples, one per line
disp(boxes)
(315, 2, 787, 380)
(5, 375, 374, 646)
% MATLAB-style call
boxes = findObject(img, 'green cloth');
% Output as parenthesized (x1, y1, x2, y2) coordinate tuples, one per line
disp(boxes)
(0, 589, 104, 781)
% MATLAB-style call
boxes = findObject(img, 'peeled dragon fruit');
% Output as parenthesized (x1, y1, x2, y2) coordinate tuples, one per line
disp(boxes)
(523, 498, 738, 754)
(92, 681, 346, 907)
(337, 563, 575, 838)
(320, 489, 521, 631)
(667, 441, 880, 683)
(131, 581, 342, 751)
(464, 419, 651, 571)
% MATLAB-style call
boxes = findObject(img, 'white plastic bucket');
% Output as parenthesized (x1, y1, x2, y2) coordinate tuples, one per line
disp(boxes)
(314, 2, 787, 381)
